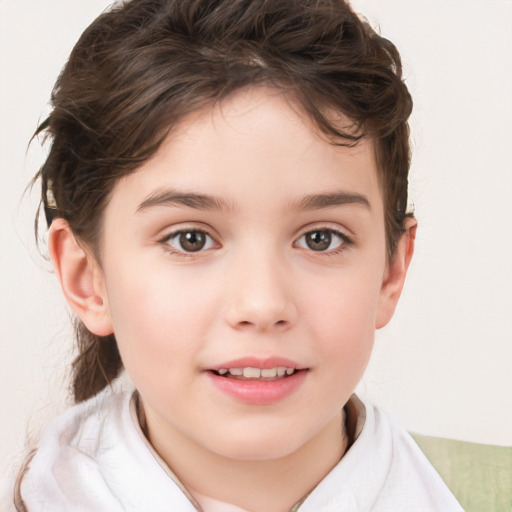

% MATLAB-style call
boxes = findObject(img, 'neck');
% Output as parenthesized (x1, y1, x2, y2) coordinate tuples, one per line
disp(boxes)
(140, 405, 347, 512)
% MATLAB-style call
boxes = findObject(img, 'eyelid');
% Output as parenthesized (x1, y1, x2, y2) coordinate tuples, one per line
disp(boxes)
(158, 224, 221, 256)
(293, 224, 354, 253)
(294, 222, 354, 240)
(158, 221, 220, 241)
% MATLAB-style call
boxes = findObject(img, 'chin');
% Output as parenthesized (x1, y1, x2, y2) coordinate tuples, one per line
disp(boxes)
(207, 427, 308, 462)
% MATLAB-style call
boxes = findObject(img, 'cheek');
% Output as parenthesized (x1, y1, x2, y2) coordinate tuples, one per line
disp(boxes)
(103, 262, 217, 380)
(303, 268, 382, 364)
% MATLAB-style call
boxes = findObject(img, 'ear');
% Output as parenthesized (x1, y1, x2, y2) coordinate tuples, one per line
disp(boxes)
(375, 217, 417, 329)
(48, 218, 113, 336)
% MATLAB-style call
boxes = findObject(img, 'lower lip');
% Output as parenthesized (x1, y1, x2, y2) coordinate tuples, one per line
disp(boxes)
(206, 370, 307, 405)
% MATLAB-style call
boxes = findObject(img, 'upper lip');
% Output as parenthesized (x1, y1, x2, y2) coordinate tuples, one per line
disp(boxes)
(207, 356, 306, 371)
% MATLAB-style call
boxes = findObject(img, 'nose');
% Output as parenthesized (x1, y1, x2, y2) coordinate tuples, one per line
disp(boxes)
(225, 252, 297, 332)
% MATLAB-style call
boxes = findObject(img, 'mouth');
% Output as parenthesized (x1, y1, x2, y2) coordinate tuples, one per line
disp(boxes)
(210, 366, 301, 381)
(206, 358, 308, 404)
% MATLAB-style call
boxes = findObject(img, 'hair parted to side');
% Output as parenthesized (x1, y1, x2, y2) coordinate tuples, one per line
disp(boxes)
(35, 0, 413, 403)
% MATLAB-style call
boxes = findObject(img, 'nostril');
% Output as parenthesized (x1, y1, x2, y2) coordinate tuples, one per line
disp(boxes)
(235, 319, 288, 329)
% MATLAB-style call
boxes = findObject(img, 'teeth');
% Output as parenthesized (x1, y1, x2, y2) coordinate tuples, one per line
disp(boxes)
(217, 367, 296, 378)
(243, 367, 261, 378)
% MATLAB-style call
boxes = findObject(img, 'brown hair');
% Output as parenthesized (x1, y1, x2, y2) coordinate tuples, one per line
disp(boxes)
(35, 0, 412, 404)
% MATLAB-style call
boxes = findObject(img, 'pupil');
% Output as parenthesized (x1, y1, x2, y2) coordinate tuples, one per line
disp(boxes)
(306, 230, 331, 251)
(180, 231, 206, 252)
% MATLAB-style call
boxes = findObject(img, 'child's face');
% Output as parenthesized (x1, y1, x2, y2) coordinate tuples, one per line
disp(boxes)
(92, 87, 398, 460)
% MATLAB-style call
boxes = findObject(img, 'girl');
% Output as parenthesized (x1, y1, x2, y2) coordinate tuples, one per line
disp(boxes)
(15, 0, 463, 510)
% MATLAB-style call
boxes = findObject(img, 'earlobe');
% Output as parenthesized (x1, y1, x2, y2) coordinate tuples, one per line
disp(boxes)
(375, 217, 417, 329)
(48, 218, 113, 336)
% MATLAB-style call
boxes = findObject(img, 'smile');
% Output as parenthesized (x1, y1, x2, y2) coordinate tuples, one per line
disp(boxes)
(213, 367, 297, 380)
(206, 359, 308, 404)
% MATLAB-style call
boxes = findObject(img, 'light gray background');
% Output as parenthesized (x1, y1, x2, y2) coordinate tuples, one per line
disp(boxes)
(1, 0, 511, 498)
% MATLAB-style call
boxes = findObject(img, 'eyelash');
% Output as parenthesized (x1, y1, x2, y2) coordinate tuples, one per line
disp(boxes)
(159, 226, 353, 257)
(159, 228, 217, 257)
(294, 228, 353, 256)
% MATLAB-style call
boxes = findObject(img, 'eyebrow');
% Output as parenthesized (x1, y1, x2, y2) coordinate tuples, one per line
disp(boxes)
(136, 189, 370, 214)
(295, 191, 371, 211)
(136, 189, 235, 213)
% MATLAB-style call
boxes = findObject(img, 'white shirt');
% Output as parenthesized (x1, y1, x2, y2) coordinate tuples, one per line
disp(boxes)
(19, 388, 464, 512)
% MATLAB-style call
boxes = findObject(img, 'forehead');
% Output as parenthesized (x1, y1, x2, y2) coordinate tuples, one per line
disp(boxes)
(108, 87, 382, 215)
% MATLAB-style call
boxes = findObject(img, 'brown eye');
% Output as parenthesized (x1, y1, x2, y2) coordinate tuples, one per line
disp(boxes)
(166, 230, 214, 253)
(296, 229, 346, 252)
(179, 231, 206, 252)
(305, 230, 331, 251)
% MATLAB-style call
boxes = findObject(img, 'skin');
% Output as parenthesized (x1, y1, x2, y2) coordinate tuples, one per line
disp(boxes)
(49, 87, 415, 512)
